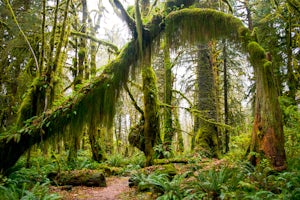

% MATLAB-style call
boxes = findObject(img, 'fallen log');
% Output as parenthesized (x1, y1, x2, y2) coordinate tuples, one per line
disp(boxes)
(48, 170, 106, 187)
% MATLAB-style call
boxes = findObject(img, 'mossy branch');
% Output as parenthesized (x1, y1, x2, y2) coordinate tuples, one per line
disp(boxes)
(159, 102, 232, 130)
(109, 0, 136, 34)
(70, 31, 119, 54)
(172, 89, 193, 107)
(124, 84, 144, 118)
(0, 41, 139, 173)
(165, 8, 246, 48)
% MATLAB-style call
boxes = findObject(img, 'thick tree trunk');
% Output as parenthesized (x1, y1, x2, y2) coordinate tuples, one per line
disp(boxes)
(89, 126, 106, 162)
(194, 44, 220, 158)
(248, 42, 287, 171)
(142, 65, 160, 165)
(142, 50, 161, 166)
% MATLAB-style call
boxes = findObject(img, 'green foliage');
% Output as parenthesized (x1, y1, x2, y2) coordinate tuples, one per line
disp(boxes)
(0, 158, 61, 200)
(279, 96, 300, 158)
(129, 158, 300, 199)
(106, 154, 126, 167)
(125, 153, 146, 170)
(131, 171, 187, 199)
(187, 166, 241, 199)
(153, 144, 172, 159)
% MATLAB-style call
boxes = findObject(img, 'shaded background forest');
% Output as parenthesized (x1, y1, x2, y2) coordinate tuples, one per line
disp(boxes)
(0, 0, 299, 199)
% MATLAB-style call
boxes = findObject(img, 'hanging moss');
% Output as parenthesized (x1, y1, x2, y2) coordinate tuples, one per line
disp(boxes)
(0, 41, 139, 173)
(165, 8, 245, 48)
(16, 77, 46, 126)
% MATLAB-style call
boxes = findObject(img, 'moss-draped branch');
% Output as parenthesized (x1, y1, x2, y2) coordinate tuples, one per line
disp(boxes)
(70, 31, 119, 54)
(165, 8, 249, 48)
(0, 41, 138, 173)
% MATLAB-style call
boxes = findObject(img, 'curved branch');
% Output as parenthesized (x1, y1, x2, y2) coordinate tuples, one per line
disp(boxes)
(109, 0, 136, 34)
(70, 31, 119, 54)
(124, 84, 144, 118)
(172, 89, 193, 107)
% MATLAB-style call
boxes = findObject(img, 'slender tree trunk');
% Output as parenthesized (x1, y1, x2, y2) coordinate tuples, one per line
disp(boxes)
(174, 106, 184, 153)
(244, 0, 253, 31)
(77, 0, 88, 85)
(286, 13, 296, 102)
(39, 0, 46, 75)
(223, 41, 229, 153)
(163, 38, 174, 155)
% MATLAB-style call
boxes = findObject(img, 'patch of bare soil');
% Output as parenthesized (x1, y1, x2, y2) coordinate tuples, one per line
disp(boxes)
(50, 176, 131, 200)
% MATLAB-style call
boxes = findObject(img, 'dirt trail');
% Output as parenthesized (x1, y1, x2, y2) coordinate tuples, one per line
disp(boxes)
(51, 176, 131, 200)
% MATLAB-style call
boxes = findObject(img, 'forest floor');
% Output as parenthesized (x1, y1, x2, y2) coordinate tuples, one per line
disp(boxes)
(50, 176, 142, 200)
(49, 158, 226, 199)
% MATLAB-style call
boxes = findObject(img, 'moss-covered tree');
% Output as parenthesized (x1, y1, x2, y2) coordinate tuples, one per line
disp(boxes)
(162, 37, 174, 155)
(193, 44, 220, 158)
(248, 42, 287, 171)
(0, 1, 288, 173)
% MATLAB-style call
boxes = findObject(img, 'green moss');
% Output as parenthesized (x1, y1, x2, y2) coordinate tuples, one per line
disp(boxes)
(159, 164, 177, 176)
(17, 77, 46, 126)
(264, 60, 272, 70)
(142, 64, 161, 166)
(247, 41, 266, 64)
(165, 8, 245, 48)
(78, 48, 86, 58)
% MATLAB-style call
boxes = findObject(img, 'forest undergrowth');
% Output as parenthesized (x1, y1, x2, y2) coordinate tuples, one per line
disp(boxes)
(0, 100, 299, 200)
(0, 143, 299, 199)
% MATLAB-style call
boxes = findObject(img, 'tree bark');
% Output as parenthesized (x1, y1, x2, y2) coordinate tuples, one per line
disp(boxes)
(223, 41, 229, 153)
(142, 50, 161, 166)
(163, 38, 174, 155)
(248, 42, 287, 171)
(49, 170, 106, 187)
(194, 44, 220, 158)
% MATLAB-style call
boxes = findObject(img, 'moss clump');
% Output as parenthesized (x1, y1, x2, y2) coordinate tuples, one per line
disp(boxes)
(78, 48, 86, 58)
(247, 41, 266, 65)
(165, 8, 245, 48)
(128, 121, 145, 152)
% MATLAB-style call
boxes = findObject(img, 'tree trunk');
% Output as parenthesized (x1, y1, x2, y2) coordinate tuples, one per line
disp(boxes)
(142, 50, 161, 166)
(248, 42, 287, 171)
(163, 38, 174, 155)
(223, 41, 229, 153)
(174, 106, 184, 153)
(194, 44, 220, 158)
(89, 123, 106, 162)
(286, 13, 296, 102)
